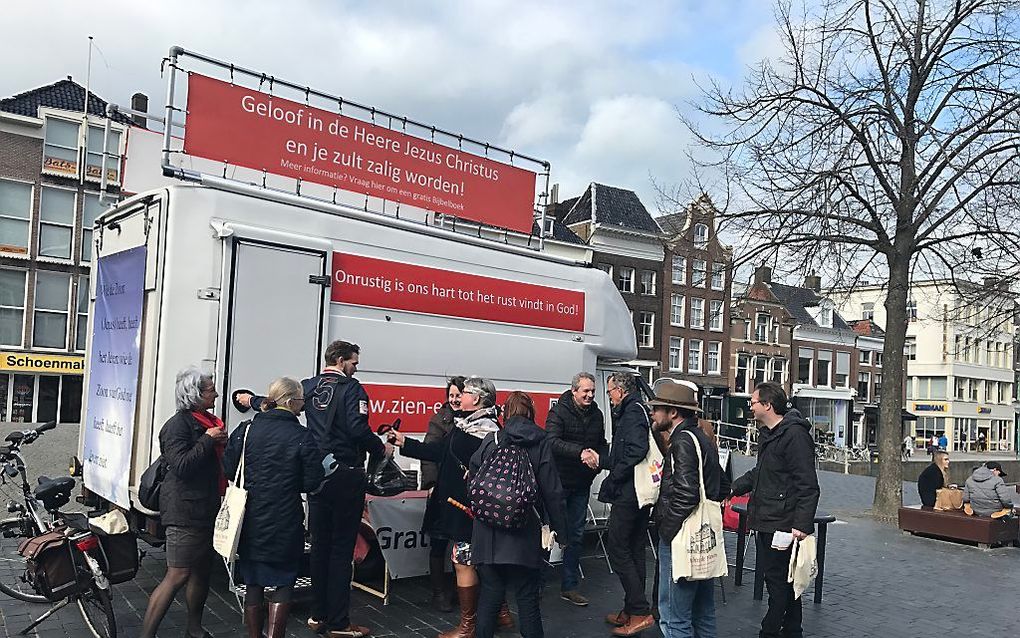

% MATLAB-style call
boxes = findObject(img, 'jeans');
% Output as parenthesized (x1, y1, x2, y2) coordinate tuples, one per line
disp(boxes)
(476, 564, 544, 638)
(560, 487, 590, 592)
(309, 467, 366, 631)
(606, 499, 652, 615)
(756, 532, 802, 638)
(657, 540, 716, 638)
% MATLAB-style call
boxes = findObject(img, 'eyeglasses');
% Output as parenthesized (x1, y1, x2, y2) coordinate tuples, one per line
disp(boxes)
(607, 386, 621, 396)
(749, 399, 762, 406)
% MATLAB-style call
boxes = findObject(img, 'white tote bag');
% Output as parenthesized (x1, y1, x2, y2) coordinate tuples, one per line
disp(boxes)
(213, 421, 252, 559)
(634, 427, 665, 508)
(671, 430, 728, 581)
(787, 535, 818, 599)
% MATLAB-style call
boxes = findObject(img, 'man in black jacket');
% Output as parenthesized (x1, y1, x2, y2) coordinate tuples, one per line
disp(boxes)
(546, 371, 608, 607)
(599, 372, 654, 637)
(732, 382, 820, 638)
(239, 340, 388, 638)
(650, 382, 721, 637)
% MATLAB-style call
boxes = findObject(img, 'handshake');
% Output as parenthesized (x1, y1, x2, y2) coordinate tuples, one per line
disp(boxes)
(580, 448, 600, 470)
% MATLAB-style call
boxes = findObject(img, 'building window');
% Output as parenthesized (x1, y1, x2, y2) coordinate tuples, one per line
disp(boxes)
(735, 354, 750, 393)
(617, 266, 634, 293)
(639, 270, 656, 295)
(692, 259, 707, 287)
(753, 356, 768, 385)
(743, 320, 751, 341)
(816, 350, 832, 386)
(669, 337, 683, 371)
(638, 312, 654, 348)
(0, 269, 27, 346)
(688, 339, 703, 373)
(39, 187, 75, 259)
(970, 378, 979, 401)
(43, 117, 81, 177)
(771, 358, 784, 384)
(860, 350, 871, 365)
(905, 337, 917, 361)
(874, 374, 883, 400)
(33, 271, 70, 349)
(707, 341, 722, 374)
(711, 262, 725, 290)
(691, 298, 705, 329)
(955, 377, 966, 400)
(797, 348, 813, 384)
(816, 304, 833, 328)
(671, 256, 686, 284)
(986, 381, 997, 403)
(835, 351, 850, 388)
(75, 276, 89, 351)
(858, 372, 871, 402)
(0, 180, 32, 255)
(862, 302, 874, 320)
(597, 263, 613, 277)
(85, 125, 122, 183)
(709, 300, 724, 331)
(694, 223, 709, 248)
(907, 298, 918, 321)
(670, 293, 685, 326)
(755, 313, 770, 342)
(82, 194, 110, 263)
(874, 352, 883, 367)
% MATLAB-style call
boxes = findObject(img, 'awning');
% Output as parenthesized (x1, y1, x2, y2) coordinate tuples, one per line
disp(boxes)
(863, 406, 917, 421)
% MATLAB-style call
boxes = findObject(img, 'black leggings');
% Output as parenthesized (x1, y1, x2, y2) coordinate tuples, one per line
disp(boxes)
(245, 584, 294, 607)
(430, 538, 450, 559)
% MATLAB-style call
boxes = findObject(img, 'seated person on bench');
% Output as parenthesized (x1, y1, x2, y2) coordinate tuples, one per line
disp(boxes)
(964, 461, 1014, 518)
(918, 451, 949, 508)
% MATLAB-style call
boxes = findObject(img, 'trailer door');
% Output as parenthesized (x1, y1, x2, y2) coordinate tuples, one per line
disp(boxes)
(223, 240, 328, 430)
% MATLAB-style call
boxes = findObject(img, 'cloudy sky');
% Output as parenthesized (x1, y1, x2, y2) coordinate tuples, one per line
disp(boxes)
(1, 1, 780, 211)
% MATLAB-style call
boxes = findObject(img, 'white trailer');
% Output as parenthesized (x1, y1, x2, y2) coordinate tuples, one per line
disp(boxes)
(78, 177, 636, 520)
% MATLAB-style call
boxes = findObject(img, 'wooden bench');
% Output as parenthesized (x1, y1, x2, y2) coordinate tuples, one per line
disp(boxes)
(898, 506, 1019, 549)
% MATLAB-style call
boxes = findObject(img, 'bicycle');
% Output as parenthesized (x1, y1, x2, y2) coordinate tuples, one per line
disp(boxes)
(0, 421, 117, 638)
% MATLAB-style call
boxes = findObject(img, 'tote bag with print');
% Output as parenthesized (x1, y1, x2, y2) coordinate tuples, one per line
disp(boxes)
(787, 535, 818, 599)
(671, 430, 728, 581)
(213, 420, 253, 559)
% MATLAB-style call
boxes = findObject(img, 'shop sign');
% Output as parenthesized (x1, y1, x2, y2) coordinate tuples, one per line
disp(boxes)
(977, 406, 992, 414)
(1, 351, 85, 375)
(912, 402, 947, 413)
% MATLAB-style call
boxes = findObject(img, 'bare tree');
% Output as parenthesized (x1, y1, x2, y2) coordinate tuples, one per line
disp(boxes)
(681, 0, 1020, 517)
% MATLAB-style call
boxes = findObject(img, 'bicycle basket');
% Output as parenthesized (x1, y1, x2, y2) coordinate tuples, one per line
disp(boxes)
(17, 528, 83, 601)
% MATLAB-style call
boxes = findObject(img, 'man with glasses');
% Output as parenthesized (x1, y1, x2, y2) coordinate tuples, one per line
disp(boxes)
(732, 382, 819, 638)
(598, 372, 655, 636)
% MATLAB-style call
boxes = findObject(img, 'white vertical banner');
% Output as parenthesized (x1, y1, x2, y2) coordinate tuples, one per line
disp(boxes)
(83, 246, 146, 509)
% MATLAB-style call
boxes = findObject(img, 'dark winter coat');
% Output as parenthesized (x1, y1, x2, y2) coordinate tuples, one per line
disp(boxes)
(545, 391, 608, 491)
(421, 403, 457, 490)
(917, 463, 946, 508)
(597, 391, 651, 505)
(400, 412, 494, 542)
(964, 466, 1014, 516)
(223, 409, 325, 564)
(732, 409, 820, 534)
(158, 410, 223, 528)
(469, 416, 565, 569)
(655, 418, 723, 544)
(252, 371, 384, 468)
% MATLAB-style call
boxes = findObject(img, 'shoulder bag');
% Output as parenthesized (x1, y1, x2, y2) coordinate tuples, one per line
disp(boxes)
(213, 420, 253, 559)
(671, 429, 728, 581)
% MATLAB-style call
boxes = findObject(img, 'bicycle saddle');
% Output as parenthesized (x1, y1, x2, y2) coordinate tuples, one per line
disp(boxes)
(34, 476, 76, 511)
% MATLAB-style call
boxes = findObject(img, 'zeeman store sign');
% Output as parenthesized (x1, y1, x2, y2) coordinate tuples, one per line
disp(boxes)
(1, 352, 86, 375)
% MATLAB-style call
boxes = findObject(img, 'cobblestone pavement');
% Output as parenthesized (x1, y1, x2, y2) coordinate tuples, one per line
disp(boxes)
(0, 456, 1015, 637)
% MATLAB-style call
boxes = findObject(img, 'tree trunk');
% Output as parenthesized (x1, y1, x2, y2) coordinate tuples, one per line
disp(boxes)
(873, 254, 911, 518)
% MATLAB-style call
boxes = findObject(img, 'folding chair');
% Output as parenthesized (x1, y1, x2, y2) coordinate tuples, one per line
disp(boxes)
(586, 502, 613, 574)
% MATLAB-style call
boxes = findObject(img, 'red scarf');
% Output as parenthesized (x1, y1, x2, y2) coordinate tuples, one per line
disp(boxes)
(191, 410, 227, 495)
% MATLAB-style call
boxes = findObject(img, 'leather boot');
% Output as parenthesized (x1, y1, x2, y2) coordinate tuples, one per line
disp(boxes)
(496, 601, 514, 630)
(438, 584, 478, 638)
(430, 555, 455, 612)
(244, 604, 263, 638)
(265, 601, 291, 638)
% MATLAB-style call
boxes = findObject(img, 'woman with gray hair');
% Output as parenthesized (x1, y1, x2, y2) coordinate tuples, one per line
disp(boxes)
(389, 377, 513, 638)
(140, 367, 227, 638)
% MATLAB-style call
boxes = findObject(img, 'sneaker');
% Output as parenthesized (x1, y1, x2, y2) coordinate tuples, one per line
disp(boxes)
(605, 611, 630, 627)
(560, 591, 589, 606)
(611, 614, 655, 636)
(308, 617, 326, 633)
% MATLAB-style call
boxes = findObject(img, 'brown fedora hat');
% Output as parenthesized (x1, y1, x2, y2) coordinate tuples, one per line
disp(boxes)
(647, 381, 702, 413)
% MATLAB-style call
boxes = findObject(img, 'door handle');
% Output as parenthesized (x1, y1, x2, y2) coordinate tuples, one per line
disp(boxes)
(309, 275, 332, 287)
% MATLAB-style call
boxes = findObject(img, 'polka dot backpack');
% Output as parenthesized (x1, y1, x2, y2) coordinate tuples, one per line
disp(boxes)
(468, 431, 538, 530)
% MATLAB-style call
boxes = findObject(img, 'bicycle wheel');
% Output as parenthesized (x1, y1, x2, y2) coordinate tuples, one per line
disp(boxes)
(77, 582, 117, 638)
(0, 517, 47, 603)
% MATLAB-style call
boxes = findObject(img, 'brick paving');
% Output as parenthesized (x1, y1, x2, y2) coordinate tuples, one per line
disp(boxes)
(0, 456, 1016, 637)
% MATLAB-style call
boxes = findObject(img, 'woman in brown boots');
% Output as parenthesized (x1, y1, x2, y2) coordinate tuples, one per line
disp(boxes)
(390, 377, 515, 638)
(223, 378, 325, 637)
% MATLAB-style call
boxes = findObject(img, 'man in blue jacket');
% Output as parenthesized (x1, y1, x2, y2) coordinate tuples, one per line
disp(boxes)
(239, 340, 388, 638)
(599, 372, 654, 637)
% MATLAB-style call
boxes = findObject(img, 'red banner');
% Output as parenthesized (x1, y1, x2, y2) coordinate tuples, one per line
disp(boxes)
(183, 74, 537, 233)
(362, 383, 560, 433)
(332, 253, 585, 332)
